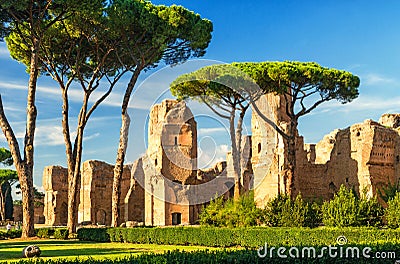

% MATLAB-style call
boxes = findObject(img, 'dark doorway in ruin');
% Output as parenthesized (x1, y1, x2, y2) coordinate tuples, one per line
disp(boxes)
(172, 212, 181, 225)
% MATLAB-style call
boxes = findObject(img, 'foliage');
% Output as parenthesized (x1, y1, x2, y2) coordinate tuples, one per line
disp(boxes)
(385, 192, 400, 228)
(35, 228, 69, 239)
(54, 228, 69, 240)
(198, 192, 265, 227)
(378, 180, 399, 203)
(0, 148, 17, 220)
(322, 185, 383, 227)
(36, 228, 55, 239)
(78, 227, 110, 242)
(77, 226, 400, 250)
(0, 229, 21, 239)
(264, 194, 321, 228)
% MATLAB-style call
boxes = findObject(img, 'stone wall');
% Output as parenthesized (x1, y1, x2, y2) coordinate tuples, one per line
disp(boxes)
(251, 93, 400, 206)
(43, 165, 68, 226)
(78, 160, 132, 226)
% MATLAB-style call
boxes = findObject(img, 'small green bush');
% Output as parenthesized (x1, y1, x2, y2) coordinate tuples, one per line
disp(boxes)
(322, 185, 383, 227)
(385, 192, 400, 228)
(77, 228, 109, 242)
(264, 193, 321, 227)
(54, 228, 69, 239)
(36, 228, 55, 238)
(199, 192, 265, 227)
(0, 229, 21, 239)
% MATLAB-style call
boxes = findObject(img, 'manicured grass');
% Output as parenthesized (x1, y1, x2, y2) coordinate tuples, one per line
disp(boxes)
(0, 239, 218, 263)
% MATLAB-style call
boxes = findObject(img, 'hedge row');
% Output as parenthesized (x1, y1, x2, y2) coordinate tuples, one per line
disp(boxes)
(7, 249, 400, 264)
(0, 229, 22, 239)
(36, 228, 69, 239)
(0, 228, 68, 240)
(77, 226, 400, 248)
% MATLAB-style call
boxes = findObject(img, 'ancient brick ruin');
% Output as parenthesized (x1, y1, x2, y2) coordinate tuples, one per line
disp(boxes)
(43, 100, 233, 226)
(43, 95, 400, 226)
(252, 94, 400, 207)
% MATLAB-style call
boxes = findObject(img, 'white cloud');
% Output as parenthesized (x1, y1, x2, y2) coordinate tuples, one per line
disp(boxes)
(362, 73, 395, 86)
(198, 144, 229, 169)
(0, 46, 10, 59)
(198, 127, 227, 135)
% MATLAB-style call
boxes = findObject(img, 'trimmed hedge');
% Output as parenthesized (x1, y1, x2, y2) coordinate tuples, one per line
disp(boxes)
(6, 249, 400, 264)
(36, 228, 55, 238)
(0, 228, 68, 240)
(0, 229, 21, 239)
(77, 226, 400, 248)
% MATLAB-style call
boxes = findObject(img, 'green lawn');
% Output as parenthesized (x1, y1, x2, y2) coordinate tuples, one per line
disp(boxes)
(0, 239, 217, 262)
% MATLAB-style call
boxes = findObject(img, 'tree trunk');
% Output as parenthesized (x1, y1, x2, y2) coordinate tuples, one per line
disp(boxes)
(229, 110, 241, 201)
(0, 185, 5, 221)
(20, 166, 35, 237)
(235, 107, 247, 193)
(285, 120, 297, 198)
(0, 37, 39, 238)
(111, 66, 141, 227)
(67, 94, 88, 234)
(111, 113, 130, 227)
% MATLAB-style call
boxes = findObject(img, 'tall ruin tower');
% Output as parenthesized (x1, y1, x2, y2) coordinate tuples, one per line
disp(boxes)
(144, 99, 198, 226)
(251, 93, 292, 207)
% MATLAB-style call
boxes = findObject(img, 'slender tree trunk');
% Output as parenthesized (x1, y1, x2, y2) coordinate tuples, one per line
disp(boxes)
(229, 110, 241, 201)
(0, 185, 5, 221)
(0, 37, 39, 238)
(235, 107, 247, 193)
(285, 119, 297, 197)
(67, 94, 88, 234)
(111, 67, 141, 227)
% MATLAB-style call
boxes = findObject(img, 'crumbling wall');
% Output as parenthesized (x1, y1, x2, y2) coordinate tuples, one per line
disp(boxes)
(78, 160, 131, 226)
(43, 165, 68, 226)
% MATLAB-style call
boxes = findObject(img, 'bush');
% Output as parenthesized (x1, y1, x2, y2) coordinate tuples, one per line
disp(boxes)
(358, 196, 384, 227)
(54, 228, 69, 239)
(385, 192, 400, 228)
(0, 229, 21, 239)
(199, 192, 265, 227)
(77, 228, 109, 242)
(322, 185, 383, 227)
(36, 228, 55, 238)
(77, 226, 400, 250)
(264, 193, 321, 227)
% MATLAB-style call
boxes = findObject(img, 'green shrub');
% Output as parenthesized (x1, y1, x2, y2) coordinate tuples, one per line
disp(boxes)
(54, 228, 69, 239)
(77, 228, 109, 242)
(322, 185, 383, 227)
(385, 192, 400, 228)
(358, 196, 383, 227)
(36, 228, 55, 238)
(77, 226, 400, 250)
(0, 229, 21, 239)
(199, 192, 265, 227)
(265, 193, 320, 227)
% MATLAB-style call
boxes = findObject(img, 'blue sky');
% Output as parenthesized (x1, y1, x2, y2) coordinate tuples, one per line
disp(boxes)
(1, 0, 400, 193)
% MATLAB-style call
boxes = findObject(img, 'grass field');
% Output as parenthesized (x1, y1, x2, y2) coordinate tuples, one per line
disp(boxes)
(0, 239, 218, 262)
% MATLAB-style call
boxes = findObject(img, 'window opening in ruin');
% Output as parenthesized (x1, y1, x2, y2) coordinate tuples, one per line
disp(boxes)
(258, 143, 261, 154)
(397, 156, 400, 163)
(345, 177, 349, 183)
(173, 180, 182, 184)
(174, 136, 178, 146)
(155, 159, 158, 166)
(356, 131, 360, 137)
(329, 182, 336, 191)
(172, 212, 181, 225)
